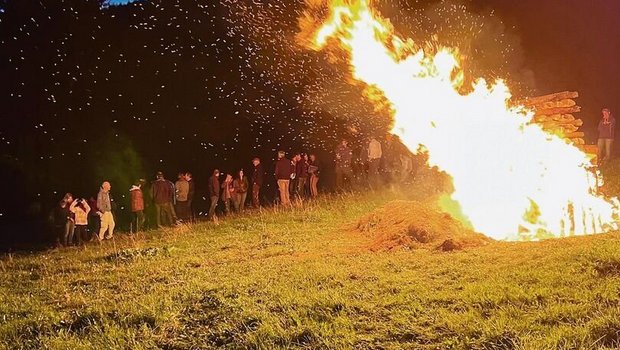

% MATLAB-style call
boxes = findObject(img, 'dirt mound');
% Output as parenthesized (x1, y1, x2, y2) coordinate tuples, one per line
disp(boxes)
(357, 200, 492, 252)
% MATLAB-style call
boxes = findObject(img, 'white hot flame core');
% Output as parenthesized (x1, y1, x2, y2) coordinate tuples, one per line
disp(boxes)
(311, 0, 618, 240)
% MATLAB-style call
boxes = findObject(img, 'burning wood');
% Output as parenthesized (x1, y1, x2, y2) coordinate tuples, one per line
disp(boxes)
(524, 91, 594, 161)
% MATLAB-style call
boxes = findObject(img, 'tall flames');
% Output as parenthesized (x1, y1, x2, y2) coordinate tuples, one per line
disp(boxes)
(301, 0, 618, 240)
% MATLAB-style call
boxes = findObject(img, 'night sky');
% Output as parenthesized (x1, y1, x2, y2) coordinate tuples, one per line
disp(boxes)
(1, 0, 618, 245)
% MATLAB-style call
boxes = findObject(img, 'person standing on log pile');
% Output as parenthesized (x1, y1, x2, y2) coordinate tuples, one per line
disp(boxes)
(597, 108, 615, 165)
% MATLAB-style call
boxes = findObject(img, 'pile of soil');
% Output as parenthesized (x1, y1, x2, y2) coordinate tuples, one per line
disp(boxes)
(357, 200, 492, 252)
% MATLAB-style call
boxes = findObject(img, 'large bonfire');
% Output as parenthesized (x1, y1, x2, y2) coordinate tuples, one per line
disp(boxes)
(299, 0, 618, 240)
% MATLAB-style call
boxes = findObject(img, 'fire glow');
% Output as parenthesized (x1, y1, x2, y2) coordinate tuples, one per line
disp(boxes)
(301, 0, 619, 240)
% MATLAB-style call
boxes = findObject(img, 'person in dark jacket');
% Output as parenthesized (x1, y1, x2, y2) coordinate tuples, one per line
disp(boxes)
(233, 169, 249, 211)
(296, 153, 309, 198)
(598, 108, 616, 165)
(52, 193, 74, 246)
(251, 158, 263, 208)
(151, 172, 176, 228)
(275, 151, 293, 206)
(208, 169, 221, 220)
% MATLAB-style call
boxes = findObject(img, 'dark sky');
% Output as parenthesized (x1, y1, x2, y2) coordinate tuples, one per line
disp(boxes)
(476, 0, 620, 137)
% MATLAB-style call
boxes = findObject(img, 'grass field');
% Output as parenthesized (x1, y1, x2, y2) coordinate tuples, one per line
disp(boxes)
(2, 189, 620, 350)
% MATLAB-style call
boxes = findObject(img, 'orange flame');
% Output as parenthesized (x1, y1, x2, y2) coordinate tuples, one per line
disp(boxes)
(302, 0, 618, 240)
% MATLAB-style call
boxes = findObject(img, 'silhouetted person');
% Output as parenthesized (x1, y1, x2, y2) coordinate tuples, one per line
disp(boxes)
(296, 153, 309, 198)
(367, 137, 383, 189)
(186, 172, 195, 222)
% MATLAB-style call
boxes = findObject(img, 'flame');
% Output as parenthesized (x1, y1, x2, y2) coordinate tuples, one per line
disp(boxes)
(302, 0, 619, 240)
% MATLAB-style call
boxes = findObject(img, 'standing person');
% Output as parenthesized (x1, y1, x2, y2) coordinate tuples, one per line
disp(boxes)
(251, 158, 264, 208)
(70, 198, 90, 245)
(233, 169, 249, 211)
(598, 108, 616, 165)
(53, 193, 74, 246)
(367, 136, 383, 189)
(221, 174, 235, 214)
(335, 139, 353, 191)
(289, 154, 300, 198)
(129, 179, 145, 232)
(275, 151, 293, 206)
(186, 172, 195, 222)
(296, 153, 309, 198)
(308, 154, 320, 198)
(97, 181, 115, 240)
(175, 173, 190, 221)
(151, 172, 176, 228)
(208, 169, 221, 220)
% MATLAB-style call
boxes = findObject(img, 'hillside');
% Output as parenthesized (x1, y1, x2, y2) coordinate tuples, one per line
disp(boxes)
(2, 191, 620, 349)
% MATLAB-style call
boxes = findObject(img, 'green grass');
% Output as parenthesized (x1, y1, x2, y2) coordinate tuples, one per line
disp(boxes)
(2, 190, 620, 349)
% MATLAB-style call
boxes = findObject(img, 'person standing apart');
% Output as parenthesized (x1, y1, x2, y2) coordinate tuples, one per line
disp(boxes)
(233, 169, 249, 211)
(97, 181, 115, 240)
(251, 158, 264, 208)
(186, 172, 195, 222)
(367, 137, 383, 189)
(130, 179, 145, 232)
(598, 108, 616, 165)
(275, 151, 293, 206)
(70, 198, 90, 245)
(208, 169, 221, 220)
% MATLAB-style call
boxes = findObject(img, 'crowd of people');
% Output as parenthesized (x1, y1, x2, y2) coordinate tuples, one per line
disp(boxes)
(50, 134, 420, 247)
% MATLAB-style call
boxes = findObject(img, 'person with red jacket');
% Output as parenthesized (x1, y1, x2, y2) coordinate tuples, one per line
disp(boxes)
(130, 179, 146, 232)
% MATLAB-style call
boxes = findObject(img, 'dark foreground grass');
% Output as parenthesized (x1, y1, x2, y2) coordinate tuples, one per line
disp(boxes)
(2, 191, 620, 349)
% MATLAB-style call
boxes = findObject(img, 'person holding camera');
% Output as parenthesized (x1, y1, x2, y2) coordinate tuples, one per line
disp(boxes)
(70, 198, 91, 245)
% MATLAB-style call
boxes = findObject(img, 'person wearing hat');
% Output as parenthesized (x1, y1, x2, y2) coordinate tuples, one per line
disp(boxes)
(151, 172, 176, 228)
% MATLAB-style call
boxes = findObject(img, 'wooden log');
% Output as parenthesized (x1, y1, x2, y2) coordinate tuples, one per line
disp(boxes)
(542, 124, 580, 134)
(536, 99, 577, 110)
(570, 138, 585, 145)
(520, 91, 579, 106)
(580, 145, 598, 155)
(565, 132, 585, 138)
(533, 114, 576, 123)
(534, 106, 581, 116)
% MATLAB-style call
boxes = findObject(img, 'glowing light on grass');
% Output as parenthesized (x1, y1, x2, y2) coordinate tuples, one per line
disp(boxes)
(300, 0, 619, 240)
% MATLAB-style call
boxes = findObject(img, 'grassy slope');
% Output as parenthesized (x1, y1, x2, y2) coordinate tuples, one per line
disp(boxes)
(2, 191, 620, 350)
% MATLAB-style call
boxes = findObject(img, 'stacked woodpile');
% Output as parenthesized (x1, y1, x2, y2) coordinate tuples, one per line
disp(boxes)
(519, 91, 597, 163)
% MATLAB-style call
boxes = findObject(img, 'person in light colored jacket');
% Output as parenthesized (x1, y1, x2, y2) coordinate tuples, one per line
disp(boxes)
(175, 173, 190, 221)
(97, 181, 115, 240)
(70, 199, 91, 245)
